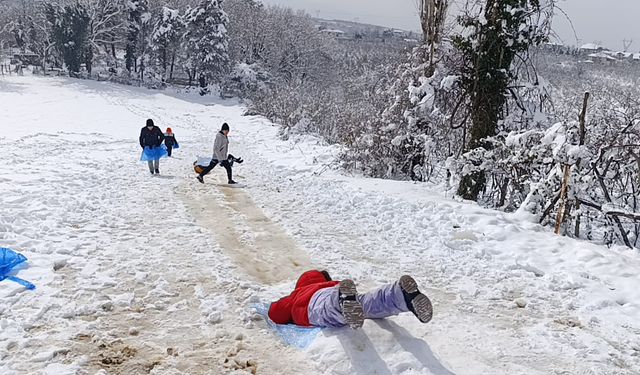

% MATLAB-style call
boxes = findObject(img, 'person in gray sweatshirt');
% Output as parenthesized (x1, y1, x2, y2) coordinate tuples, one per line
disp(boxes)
(197, 123, 238, 184)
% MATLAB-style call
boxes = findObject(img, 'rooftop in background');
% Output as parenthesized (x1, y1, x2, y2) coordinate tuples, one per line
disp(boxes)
(580, 43, 603, 50)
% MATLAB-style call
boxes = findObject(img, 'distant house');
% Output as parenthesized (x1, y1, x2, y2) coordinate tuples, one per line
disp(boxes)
(609, 51, 640, 63)
(619, 52, 632, 59)
(382, 28, 411, 39)
(588, 52, 617, 65)
(320, 29, 346, 38)
(579, 43, 604, 54)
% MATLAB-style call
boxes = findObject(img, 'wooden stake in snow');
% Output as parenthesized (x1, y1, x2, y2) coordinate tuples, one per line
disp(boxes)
(556, 92, 590, 236)
(555, 164, 571, 235)
(574, 92, 590, 238)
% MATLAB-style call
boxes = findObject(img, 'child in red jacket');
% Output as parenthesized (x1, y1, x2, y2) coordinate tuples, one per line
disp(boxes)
(268, 270, 432, 329)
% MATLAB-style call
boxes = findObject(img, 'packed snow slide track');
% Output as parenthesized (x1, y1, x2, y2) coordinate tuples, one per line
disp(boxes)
(177, 173, 313, 285)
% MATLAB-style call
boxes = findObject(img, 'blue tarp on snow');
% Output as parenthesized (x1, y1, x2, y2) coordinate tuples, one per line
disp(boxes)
(140, 145, 168, 161)
(0, 248, 36, 290)
(253, 303, 321, 349)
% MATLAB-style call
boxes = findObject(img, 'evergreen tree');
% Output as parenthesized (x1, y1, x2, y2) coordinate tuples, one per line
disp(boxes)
(45, 2, 90, 75)
(183, 0, 230, 94)
(150, 6, 183, 81)
(124, 0, 148, 74)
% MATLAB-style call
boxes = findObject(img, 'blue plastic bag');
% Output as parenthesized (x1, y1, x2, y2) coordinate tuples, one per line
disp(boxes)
(253, 303, 321, 349)
(195, 156, 212, 167)
(140, 145, 168, 161)
(0, 248, 36, 290)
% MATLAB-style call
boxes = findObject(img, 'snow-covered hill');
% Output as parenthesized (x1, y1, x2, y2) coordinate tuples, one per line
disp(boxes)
(1, 76, 639, 374)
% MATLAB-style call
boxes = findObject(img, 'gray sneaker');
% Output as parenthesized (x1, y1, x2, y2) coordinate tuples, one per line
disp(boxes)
(399, 275, 433, 323)
(338, 279, 364, 329)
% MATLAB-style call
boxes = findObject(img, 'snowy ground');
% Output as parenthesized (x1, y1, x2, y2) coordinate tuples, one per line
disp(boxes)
(1, 75, 639, 375)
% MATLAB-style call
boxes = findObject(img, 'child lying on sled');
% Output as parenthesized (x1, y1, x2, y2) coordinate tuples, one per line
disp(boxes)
(268, 270, 433, 329)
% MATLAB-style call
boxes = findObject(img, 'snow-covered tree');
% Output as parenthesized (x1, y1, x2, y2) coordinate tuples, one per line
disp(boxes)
(24, 13, 55, 73)
(453, 0, 555, 200)
(150, 6, 183, 81)
(224, 0, 264, 64)
(11, 17, 27, 52)
(0, 13, 11, 57)
(45, 2, 91, 75)
(83, 0, 125, 70)
(341, 1, 453, 181)
(183, 0, 229, 94)
(259, 7, 332, 85)
(124, 0, 150, 75)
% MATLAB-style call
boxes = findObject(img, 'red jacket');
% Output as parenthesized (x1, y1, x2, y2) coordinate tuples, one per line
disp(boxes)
(268, 270, 339, 327)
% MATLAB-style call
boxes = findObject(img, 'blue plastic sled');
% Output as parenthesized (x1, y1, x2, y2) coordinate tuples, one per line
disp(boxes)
(254, 303, 321, 349)
(0, 248, 36, 290)
(140, 145, 168, 161)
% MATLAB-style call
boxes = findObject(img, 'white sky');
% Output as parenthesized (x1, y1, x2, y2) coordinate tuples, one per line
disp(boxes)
(259, 0, 640, 51)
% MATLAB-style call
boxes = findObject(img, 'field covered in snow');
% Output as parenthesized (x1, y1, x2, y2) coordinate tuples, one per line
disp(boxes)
(1, 76, 639, 375)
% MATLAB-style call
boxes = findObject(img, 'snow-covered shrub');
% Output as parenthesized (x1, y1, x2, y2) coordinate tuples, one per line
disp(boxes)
(341, 43, 463, 181)
(222, 62, 269, 98)
(447, 121, 584, 210)
(448, 84, 640, 248)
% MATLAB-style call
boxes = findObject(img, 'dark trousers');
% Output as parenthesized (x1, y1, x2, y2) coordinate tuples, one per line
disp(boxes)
(167, 146, 173, 157)
(199, 160, 232, 182)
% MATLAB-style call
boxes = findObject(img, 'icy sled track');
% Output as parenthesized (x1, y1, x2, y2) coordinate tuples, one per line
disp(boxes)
(1, 76, 639, 375)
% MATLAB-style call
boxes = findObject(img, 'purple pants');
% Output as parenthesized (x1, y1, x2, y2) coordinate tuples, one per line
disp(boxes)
(307, 281, 409, 328)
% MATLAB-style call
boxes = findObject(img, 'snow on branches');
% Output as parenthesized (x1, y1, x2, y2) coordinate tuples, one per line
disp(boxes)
(183, 0, 230, 94)
(150, 6, 183, 82)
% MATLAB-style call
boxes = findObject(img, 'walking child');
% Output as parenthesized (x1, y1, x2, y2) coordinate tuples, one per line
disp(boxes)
(164, 128, 179, 157)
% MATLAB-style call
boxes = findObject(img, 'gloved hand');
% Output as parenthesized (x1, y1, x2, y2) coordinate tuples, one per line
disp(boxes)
(235, 157, 244, 164)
